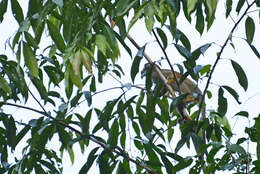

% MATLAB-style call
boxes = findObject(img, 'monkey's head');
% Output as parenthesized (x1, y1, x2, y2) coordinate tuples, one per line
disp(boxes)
(141, 63, 157, 78)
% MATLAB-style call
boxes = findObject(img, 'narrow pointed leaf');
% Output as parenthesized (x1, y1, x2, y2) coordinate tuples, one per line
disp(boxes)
(245, 16, 255, 44)
(23, 42, 39, 77)
(231, 60, 248, 91)
(222, 85, 241, 104)
(247, 43, 260, 59)
(47, 20, 66, 53)
(218, 87, 227, 117)
(11, 0, 24, 24)
(0, 76, 12, 95)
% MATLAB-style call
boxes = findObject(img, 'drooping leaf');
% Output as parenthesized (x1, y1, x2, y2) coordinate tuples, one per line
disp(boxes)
(128, 2, 149, 32)
(176, 29, 191, 51)
(195, 3, 204, 35)
(0, 0, 8, 22)
(218, 87, 227, 117)
(23, 42, 39, 77)
(247, 43, 260, 59)
(156, 28, 168, 49)
(222, 85, 241, 104)
(47, 20, 66, 53)
(4, 116, 17, 150)
(245, 16, 255, 44)
(225, 0, 232, 18)
(24, 32, 39, 49)
(236, 0, 245, 14)
(79, 147, 99, 174)
(130, 45, 145, 83)
(95, 34, 108, 56)
(107, 119, 119, 148)
(72, 50, 81, 76)
(0, 76, 12, 95)
(83, 91, 92, 107)
(11, 0, 24, 24)
(187, 0, 198, 16)
(231, 60, 248, 91)
(145, 4, 155, 33)
(30, 76, 48, 101)
(115, 0, 137, 17)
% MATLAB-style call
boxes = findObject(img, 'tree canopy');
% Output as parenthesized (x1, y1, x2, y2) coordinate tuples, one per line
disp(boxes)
(0, 0, 260, 173)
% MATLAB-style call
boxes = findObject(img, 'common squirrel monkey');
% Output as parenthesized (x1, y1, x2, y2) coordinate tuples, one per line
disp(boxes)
(141, 63, 202, 104)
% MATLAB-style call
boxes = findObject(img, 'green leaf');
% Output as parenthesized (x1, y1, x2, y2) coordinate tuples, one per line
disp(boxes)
(257, 0, 260, 7)
(226, 0, 232, 18)
(145, 4, 155, 33)
(222, 85, 241, 104)
(247, 43, 260, 59)
(161, 154, 174, 173)
(128, 2, 149, 32)
(79, 147, 99, 174)
(191, 43, 212, 60)
(30, 76, 48, 101)
(108, 119, 119, 148)
(195, 3, 204, 35)
(15, 125, 30, 147)
(165, 3, 176, 38)
(130, 46, 145, 83)
(114, 31, 132, 57)
(47, 20, 66, 53)
(90, 76, 96, 92)
(11, 0, 24, 24)
(0, 76, 12, 95)
(175, 44, 192, 59)
(245, 16, 255, 44)
(4, 116, 17, 150)
(24, 32, 39, 49)
(0, 0, 8, 23)
(218, 87, 227, 117)
(23, 42, 39, 77)
(115, 0, 137, 17)
(175, 134, 190, 153)
(156, 28, 168, 49)
(236, 0, 245, 14)
(83, 91, 92, 107)
(187, 0, 198, 16)
(231, 60, 248, 91)
(234, 111, 249, 118)
(176, 29, 191, 51)
(95, 34, 108, 56)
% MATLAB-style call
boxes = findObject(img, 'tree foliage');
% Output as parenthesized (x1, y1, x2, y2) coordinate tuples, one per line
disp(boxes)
(0, 0, 260, 173)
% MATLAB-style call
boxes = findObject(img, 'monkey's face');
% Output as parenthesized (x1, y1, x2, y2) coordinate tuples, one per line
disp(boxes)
(141, 63, 155, 78)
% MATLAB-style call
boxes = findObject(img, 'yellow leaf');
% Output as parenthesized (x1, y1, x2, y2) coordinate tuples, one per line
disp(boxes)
(80, 50, 92, 74)
(72, 50, 81, 76)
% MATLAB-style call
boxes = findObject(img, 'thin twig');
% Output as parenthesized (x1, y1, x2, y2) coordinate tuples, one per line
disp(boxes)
(28, 88, 48, 114)
(196, 1, 256, 121)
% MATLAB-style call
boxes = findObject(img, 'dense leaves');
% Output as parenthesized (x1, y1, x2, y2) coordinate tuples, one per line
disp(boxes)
(0, 0, 259, 174)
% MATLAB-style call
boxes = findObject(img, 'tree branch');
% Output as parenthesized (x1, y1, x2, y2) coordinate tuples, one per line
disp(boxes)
(1, 102, 158, 174)
(196, 1, 256, 121)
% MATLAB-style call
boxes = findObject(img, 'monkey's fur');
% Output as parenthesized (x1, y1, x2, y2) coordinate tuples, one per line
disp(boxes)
(141, 63, 202, 104)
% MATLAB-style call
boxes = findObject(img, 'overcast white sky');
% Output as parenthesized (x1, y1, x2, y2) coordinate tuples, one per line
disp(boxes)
(0, 1, 260, 173)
